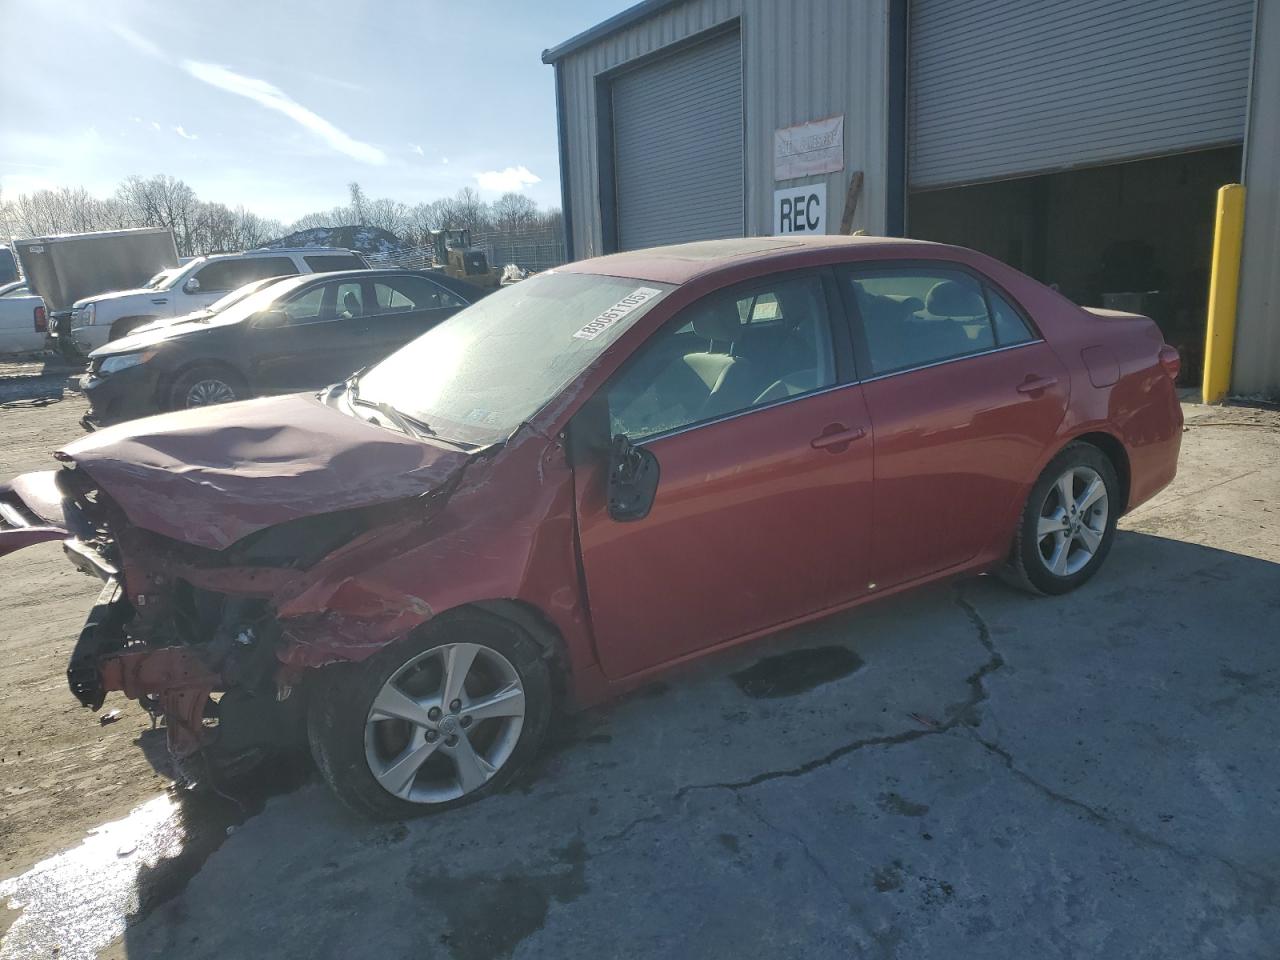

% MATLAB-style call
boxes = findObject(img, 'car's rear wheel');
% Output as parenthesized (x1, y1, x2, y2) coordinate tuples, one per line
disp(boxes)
(1006, 442, 1120, 595)
(308, 611, 552, 819)
(169, 365, 247, 411)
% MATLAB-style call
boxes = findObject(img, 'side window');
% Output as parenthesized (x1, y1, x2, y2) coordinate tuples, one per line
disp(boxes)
(988, 287, 1035, 346)
(373, 276, 467, 313)
(248, 257, 300, 282)
(336, 282, 365, 318)
(281, 285, 327, 324)
(304, 254, 364, 272)
(606, 274, 837, 440)
(845, 267, 1027, 376)
(193, 259, 257, 292)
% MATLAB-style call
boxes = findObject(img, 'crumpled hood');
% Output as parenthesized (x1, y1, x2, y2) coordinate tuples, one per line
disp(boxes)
(57, 394, 472, 550)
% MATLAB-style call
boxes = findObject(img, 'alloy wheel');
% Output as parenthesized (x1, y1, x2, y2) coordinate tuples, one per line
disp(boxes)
(363, 642, 526, 804)
(185, 378, 237, 407)
(1036, 465, 1109, 577)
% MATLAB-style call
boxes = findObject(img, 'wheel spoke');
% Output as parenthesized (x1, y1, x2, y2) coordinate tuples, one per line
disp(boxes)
(1076, 477, 1106, 513)
(1048, 531, 1070, 575)
(1055, 471, 1075, 511)
(374, 739, 441, 798)
(441, 643, 480, 707)
(369, 683, 435, 728)
(465, 683, 525, 722)
(1076, 523, 1103, 553)
(449, 734, 496, 793)
(1037, 511, 1068, 540)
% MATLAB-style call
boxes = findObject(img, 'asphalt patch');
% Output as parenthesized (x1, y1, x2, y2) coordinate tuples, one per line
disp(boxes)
(731, 645, 864, 699)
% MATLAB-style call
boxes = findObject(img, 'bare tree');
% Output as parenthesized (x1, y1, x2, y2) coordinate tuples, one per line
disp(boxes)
(492, 192, 540, 234)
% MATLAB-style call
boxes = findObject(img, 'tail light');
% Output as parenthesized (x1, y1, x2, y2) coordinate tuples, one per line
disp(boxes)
(1158, 344, 1181, 381)
(33, 305, 47, 333)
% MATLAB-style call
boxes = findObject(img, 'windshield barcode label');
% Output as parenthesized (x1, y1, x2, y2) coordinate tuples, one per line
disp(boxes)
(573, 287, 663, 341)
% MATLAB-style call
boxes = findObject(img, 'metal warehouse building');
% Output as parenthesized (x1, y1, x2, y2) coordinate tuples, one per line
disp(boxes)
(543, 0, 1280, 397)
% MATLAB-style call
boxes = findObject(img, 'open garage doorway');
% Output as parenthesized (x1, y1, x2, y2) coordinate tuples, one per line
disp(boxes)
(907, 146, 1243, 386)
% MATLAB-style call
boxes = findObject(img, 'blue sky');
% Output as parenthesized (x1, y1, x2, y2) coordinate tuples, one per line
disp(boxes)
(0, 0, 630, 222)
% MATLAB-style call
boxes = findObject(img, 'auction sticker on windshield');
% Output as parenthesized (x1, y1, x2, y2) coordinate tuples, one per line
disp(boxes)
(572, 287, 663, 341)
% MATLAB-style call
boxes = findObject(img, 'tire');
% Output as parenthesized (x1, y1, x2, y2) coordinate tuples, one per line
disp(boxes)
(109, 316, 152, 341)
(307, 610, 553, 819)
(168, 364, 248, 411)
(1005, 442, 1120, 596)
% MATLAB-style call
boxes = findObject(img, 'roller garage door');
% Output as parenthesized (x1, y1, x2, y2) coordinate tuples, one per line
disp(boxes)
(909, 0, 1255, 189)
(612, 29, 744, 251)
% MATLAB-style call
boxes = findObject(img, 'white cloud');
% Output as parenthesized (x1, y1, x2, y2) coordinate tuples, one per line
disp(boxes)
(150, 121, 162, 132)
(110, 24, 165, 61)
(173, 125, 198, 141)
(409, 143, 424, 156)
(474, 165, 540, 193)
(181, 60, 386, 165)
(441, 156, 450, 165)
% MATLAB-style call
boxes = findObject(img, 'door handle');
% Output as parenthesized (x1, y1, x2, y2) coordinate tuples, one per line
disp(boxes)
(811, 425, 866, 449)
(1016, 375, 1059, 394)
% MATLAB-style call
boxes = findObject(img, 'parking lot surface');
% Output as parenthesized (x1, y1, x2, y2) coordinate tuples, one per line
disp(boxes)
(2, 392, 1278, 959)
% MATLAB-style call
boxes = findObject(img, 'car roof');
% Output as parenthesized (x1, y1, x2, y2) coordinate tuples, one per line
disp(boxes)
(559, 235, 945, 285)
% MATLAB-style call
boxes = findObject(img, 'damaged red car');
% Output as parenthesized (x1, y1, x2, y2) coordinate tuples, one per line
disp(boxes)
(0, 236, 1182, 818)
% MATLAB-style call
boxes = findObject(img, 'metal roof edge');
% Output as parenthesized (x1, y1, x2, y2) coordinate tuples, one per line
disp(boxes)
(541, 0, 687, 63)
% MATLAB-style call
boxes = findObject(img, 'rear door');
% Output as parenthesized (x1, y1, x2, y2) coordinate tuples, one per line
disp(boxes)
(358, 275, 469, 366)
(246, 280, 367, 391)
(573, 269, 874, 680)
(836, 263, 1070, 591)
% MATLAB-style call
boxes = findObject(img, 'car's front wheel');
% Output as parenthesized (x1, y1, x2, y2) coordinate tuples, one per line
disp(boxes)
(1006, 442, 1120, 595)
(169, 365, 247, 411)
(308, 611, 552, 819)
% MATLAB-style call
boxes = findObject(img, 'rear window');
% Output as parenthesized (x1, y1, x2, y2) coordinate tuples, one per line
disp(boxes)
(305, 254, 365, 272)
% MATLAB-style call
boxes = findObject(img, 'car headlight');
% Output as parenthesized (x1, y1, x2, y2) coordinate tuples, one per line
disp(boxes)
(97, 350, 156, 375)
(75, 302, 96, 326)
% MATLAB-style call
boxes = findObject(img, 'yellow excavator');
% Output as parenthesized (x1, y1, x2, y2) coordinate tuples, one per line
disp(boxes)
(431, 229, 500, 290)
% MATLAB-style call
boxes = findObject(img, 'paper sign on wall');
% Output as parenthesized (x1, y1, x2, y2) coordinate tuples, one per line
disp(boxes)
(774, 115, 844, 181)
(774, 184, 827, 236)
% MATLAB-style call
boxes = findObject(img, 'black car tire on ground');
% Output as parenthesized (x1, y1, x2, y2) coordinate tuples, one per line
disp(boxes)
(168, 364, 249, 410)
(308, 610, 553, 820)
(1005, 441, 1120, 596)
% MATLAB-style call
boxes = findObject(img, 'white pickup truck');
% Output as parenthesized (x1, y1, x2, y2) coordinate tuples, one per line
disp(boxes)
(66, 247, 368, 353)
(0, 281, 48, 355)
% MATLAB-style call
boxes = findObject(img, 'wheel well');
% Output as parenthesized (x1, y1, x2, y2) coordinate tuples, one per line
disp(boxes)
(465, 599, 571, 696)
(1073, 432, 1131, 514)
(158, 359, 246, 410)
(111, 315, 156, 337)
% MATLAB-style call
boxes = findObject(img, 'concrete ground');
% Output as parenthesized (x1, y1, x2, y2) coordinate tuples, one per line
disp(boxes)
(1, 387, 1279, 960)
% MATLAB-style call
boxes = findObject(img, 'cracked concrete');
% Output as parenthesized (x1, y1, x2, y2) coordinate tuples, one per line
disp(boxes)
(2, 398, 1279, 959)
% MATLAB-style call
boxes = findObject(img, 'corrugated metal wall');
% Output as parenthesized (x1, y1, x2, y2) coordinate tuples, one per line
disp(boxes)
(909, 0, 1255, 189)
(554, 0, 889, 259)
(1233, 0, 1279, 398)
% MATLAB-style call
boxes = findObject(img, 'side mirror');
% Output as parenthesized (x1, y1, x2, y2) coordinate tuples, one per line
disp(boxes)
(606, 433, 659, 522)
(183, 277, 201, 294)
(252, 309, 288, 329)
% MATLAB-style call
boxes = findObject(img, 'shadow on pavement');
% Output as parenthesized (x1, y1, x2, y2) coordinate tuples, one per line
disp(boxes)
(78, 531, 1280, 958)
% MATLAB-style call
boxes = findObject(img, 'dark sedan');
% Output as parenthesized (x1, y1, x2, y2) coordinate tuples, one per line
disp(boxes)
(80, 269, 480, 428)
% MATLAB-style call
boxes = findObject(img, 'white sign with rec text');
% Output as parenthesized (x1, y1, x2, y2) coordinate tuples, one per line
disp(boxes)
(774, 183, 827, 236)
(774, 115, 844, 181)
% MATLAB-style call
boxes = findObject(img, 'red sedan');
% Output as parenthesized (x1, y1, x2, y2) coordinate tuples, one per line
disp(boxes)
(0, 236, 1182, 817)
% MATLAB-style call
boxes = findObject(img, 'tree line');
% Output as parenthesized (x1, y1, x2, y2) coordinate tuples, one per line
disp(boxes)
(0, 177, 562, 258)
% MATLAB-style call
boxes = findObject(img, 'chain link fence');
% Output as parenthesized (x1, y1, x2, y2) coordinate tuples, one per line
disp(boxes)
(364, 226, 567, 275)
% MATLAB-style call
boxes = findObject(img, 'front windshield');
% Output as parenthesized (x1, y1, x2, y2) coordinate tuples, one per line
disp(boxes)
(204, 274, 313, 325)
(144, 270, 175, 290)
(206, 277, 280, 313)
(356, 271, 673, 446)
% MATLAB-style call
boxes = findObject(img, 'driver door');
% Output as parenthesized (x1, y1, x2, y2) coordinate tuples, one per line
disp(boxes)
(572, 270, 874, 680)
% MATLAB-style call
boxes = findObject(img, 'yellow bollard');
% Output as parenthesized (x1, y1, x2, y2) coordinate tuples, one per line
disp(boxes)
(1201, 183, 1247, 404)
